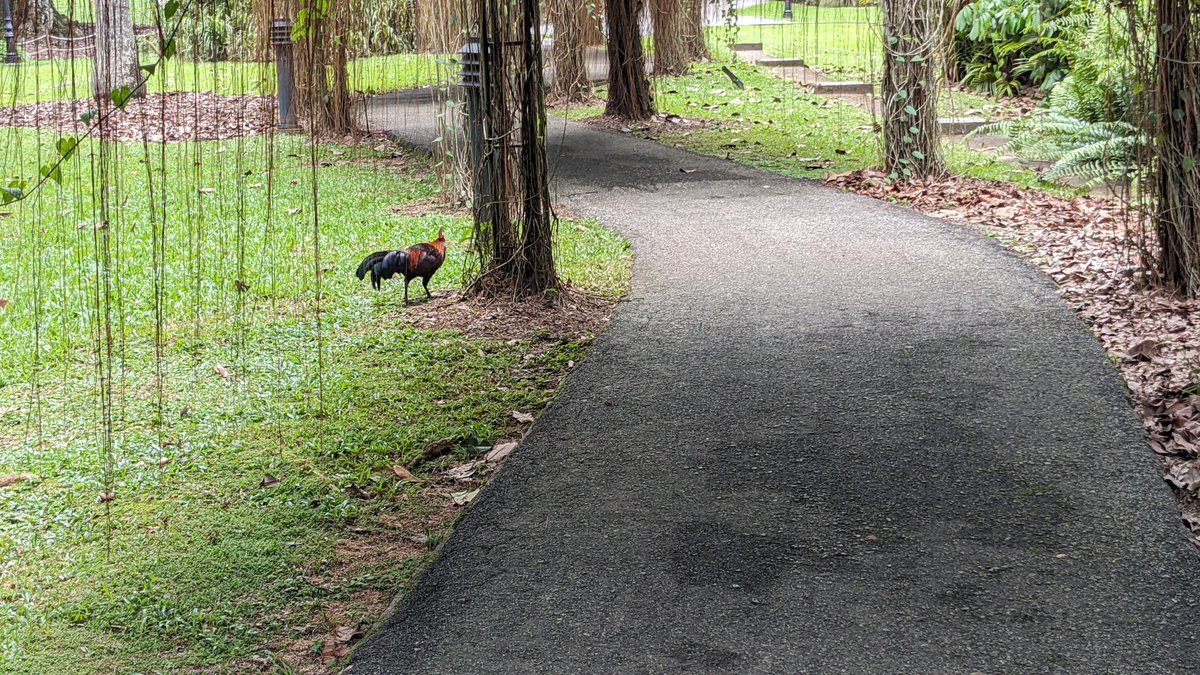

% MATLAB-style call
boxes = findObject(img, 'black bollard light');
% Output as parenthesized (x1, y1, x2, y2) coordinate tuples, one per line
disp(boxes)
(2, 0, 19, 65)
(271, 19, 299, 131)
(458, 38, 494, 226)
(782, 0, 793, 20)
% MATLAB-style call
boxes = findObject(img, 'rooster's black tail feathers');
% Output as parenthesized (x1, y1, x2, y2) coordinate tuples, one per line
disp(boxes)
(356, 251, 391, 281)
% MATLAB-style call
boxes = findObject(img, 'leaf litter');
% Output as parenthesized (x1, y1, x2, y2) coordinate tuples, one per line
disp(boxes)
(827, 169, 1200, 545)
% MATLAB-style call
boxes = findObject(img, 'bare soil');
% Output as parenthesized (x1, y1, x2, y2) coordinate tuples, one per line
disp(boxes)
(0, 92, 275, 142)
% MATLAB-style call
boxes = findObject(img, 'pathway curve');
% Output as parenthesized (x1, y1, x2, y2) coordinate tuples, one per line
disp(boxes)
(351, 104, 1200, 672)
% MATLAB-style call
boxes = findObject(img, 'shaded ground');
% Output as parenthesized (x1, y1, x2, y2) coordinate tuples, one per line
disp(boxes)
(352, 103, 1200, 672)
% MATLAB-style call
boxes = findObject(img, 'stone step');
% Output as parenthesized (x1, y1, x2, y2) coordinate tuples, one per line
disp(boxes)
(731, 43, 763, 52)
(810, 81, 874, 95)
(938, 117, 988, 135)
(756, 57, 807, 68)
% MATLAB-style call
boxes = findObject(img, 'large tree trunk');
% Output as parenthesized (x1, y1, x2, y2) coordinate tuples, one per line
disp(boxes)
(515, 0, 557, 294)
(650, 0, 687, 76)
(1152, 0, 1200, 294)
(681, 0, 707, 62)
(548, 0, 591, 101)
(92, 0, 144, 101)
(13, 0, 72, 37)
(880, 0, 944, 180)
(604, 0, 654, 119)
(466, 0, 558, 297)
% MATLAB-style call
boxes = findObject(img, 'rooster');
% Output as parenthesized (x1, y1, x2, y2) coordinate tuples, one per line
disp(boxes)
(355, 228, 447, 304)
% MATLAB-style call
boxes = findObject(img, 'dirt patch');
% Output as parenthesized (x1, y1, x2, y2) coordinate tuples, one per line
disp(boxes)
(0, 93, 275, 142)
(268, 503, 458, 674)
(397, 285, 618, 343)
(582, 112, 710, 138)
(827, 169, 1200, 546)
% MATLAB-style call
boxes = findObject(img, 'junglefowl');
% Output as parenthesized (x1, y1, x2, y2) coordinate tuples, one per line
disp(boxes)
(355, 228, 446, 304)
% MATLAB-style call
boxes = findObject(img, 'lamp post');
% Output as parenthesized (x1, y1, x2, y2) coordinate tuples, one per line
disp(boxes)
(270, 18, 299, 131)
(782, 0, 793, 20)
(458, 37, 494, 228)
(2, 0, 19, 64)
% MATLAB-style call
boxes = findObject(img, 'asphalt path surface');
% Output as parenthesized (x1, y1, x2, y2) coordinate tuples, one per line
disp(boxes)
(351, 102, 1200, 673)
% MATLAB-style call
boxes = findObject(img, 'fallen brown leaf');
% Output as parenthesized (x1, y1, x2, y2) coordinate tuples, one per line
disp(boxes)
(391, 465, 421, 482)
(485, 442, 518, 463)
(450, 488, 480, 506)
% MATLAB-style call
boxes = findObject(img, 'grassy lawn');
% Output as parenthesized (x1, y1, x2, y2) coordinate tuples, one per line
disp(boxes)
(709, 5, 996, 117)
(51, 0, 158, 24)
(569, 61, 1053, 188)
(0, 131, 631, 672)
(724, 3, 881, 81)
(0, 54, 443, 105)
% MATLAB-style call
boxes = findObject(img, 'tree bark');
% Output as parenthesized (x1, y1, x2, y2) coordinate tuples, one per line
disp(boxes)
(604, 0, 654, 119)
(515, 0, 557, 294)
(681, 0, 707, 62)
(548, 0, 591, 101)
(1152, 0, 1200, 294)
(13, 0, 72, 37)
(941, 0, 968, 83)
(92, 0, 144, 101)
(880, 0, 944, 179)
(650, 0, 687, 76)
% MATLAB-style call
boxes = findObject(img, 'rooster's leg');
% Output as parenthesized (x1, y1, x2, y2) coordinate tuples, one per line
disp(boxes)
(403, 279, 410, 305)
(422, 277, 432, 300)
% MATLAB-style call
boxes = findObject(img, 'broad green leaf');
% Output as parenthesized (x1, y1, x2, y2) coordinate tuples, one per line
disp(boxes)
(110, 86, 133, 109)
(40, 164, 62, 184)
(56, 136, 77, 158)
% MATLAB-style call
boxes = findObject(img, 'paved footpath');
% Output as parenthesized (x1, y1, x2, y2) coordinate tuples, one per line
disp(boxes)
(352, 103, 1200, 672)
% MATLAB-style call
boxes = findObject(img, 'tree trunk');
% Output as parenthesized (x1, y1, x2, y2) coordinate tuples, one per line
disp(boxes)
(681, 0, 707, 62)
(604, 0, 654, 119)
(941, 0, 968, 83)
(515, 0, 557, 294)
(548, 0, 591, 101)
(650, 0, 687, 76)
(92, 0, 144, 101)
(880, 0, 944, 180)
(13, 0, 72, 37)
(1152, 0, 1200, 294)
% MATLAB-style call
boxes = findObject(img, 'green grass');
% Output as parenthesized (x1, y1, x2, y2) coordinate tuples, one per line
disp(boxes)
(0, 131, 632, 672)
(709, 5, 997, 116)
(564, 61, 1055, 189)
(723, 4, 881, 81)
(0, 54, 443, 105)
(51, 0, 158, 25)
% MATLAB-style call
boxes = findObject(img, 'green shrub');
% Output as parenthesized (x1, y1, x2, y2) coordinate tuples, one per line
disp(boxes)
(969, 2, 1139, 188)
(954, 0, 1074, 95)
